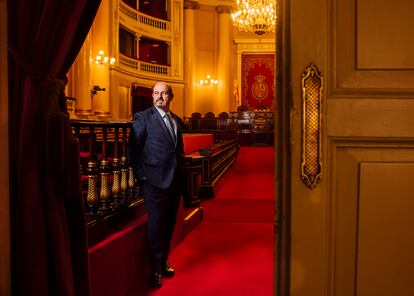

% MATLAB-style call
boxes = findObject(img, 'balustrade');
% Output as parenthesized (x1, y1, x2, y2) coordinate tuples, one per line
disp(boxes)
(118, 54, 171, 76)
(119, 1, 138, 20)
(71, 120, 141, 222)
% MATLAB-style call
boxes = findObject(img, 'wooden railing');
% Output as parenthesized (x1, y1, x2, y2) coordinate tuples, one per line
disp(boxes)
(71, 120, 142, 229)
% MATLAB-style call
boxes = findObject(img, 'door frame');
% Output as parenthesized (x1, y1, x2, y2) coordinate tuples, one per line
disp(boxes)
(275, 0, 291, 295)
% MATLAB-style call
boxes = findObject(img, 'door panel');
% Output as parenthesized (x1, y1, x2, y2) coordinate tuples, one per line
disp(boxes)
(288, 0, 414, 295)
(357, 0, 414, 69)
(333, 0, 414, 92)
(357, 163, 414, 296)
(332, 144, 414, 296)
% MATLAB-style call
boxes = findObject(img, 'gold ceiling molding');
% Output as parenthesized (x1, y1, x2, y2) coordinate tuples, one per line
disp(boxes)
(216, 5, 233, 14)
(234, 39, 275, 53)
(184, 0, 200, 9)
(198, 0, 235, 7)
(301, 63, 323, 189)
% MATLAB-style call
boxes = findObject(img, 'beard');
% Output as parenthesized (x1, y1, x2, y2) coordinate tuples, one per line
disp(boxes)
(154, 99, 167, 109)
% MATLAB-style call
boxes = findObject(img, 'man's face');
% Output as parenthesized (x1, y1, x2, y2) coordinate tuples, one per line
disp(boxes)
(152, 82, 173, 111)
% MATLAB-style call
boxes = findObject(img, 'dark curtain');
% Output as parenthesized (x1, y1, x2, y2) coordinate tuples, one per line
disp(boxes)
(8, 0, 101, 295)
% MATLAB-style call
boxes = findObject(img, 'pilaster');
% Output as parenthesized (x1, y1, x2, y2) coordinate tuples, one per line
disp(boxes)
(216, 5, 232, 113)
(91, 0, 111, 118)
(73, 32, 93, 117)
(184, 0, 200, 116)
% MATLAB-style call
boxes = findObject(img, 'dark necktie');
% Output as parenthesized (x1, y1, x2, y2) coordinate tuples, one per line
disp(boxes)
(164, 113, 176, 141)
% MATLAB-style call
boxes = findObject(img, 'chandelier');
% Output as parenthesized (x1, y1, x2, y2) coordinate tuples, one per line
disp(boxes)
(231, 0, 276, 36)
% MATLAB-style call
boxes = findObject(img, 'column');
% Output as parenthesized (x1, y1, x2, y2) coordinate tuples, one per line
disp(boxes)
(216, 6, 232, 113)
(172, 0, 183, 78)
(183, 0, 199, 117)
(91, 0, 111, 118)
(73, 32, 93, 118)
(135, 34, 139, 60)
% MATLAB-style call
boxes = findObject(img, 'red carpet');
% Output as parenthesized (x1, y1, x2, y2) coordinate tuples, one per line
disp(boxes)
(146, 146, 275, 296)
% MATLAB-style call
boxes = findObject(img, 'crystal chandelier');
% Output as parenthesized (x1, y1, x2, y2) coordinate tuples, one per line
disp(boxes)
(231, 0, 276, 36)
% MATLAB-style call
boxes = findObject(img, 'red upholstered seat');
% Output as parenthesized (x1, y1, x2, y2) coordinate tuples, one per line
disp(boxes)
(182, 133, 214, 155)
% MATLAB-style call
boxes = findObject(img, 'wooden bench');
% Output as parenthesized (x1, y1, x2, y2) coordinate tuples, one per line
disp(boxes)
(181, 133, 214, 207)
(184, 138, 240, 199)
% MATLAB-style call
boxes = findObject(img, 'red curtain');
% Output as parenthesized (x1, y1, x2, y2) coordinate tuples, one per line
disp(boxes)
(241, 54, 275, 111)
(8, 1, 101, 295)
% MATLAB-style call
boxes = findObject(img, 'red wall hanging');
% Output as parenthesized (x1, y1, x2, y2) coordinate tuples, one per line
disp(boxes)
(241, 54, 275, 111)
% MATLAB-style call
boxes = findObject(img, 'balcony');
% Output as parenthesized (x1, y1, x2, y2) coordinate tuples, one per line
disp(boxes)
(118, 54, 171, 77)
(119, 0, 171, 39)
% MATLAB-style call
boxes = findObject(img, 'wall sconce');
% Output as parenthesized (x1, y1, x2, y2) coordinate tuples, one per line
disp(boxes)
(93, 50, 116, 65)
(199, 75, 218, 86)
(91, 85, 106, 95)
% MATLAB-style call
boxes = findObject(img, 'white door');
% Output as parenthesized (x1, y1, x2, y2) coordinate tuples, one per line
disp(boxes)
(278, 0, 414, 295)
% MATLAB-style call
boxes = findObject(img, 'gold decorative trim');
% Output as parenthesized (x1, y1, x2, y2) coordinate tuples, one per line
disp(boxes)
(95, 111, 111, 118)
(216, 5, 233, 14)
(301, 63, 323, 189)
(75, 109, 93, 115)
(184, 0, 200, 9)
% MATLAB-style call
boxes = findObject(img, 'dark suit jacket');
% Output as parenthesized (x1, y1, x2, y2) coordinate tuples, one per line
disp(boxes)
(128, 106, 185, 189)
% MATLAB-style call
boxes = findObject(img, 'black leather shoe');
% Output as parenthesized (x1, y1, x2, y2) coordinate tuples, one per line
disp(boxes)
(149, 271, 162, 288)
(162, 262, 175, 277)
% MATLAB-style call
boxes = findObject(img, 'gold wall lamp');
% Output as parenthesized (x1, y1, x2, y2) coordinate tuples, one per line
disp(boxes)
(92, 50, 115, 65)
(199, 75, 218, 86)
(301, 63, 323, 189)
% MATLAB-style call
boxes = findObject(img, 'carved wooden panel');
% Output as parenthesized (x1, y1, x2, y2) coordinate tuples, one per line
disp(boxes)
(357, 0, 414, 69)
(330, 0, 414, 95)
(330, 140, 414, 296)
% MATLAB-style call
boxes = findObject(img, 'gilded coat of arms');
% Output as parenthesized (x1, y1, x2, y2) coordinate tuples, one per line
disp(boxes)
(251, 74, 268, 101)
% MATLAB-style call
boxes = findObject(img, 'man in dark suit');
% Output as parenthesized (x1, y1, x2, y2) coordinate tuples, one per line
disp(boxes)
(128, 81, 185, 288)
